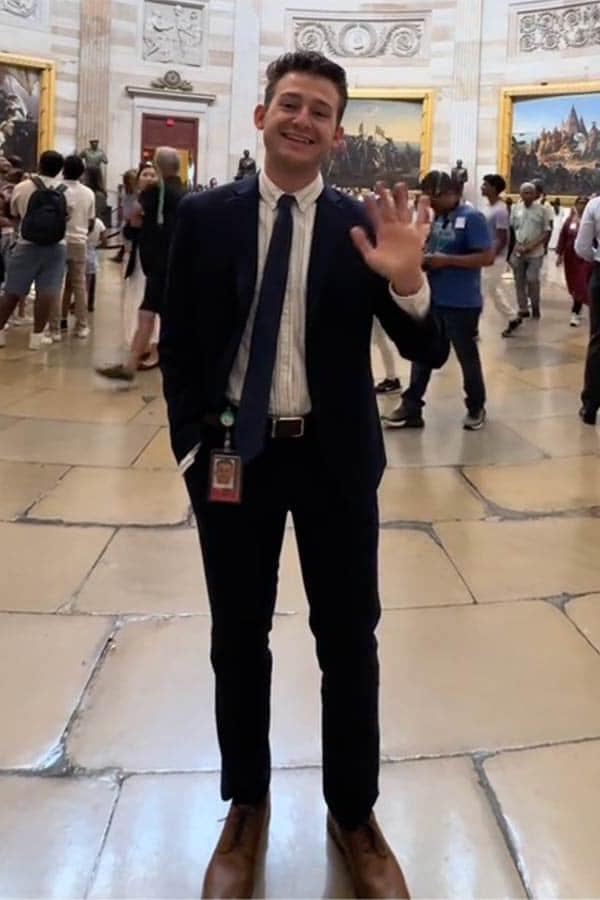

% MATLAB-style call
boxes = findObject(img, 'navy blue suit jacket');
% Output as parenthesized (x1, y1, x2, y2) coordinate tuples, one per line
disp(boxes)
(160, 176, 449, 491)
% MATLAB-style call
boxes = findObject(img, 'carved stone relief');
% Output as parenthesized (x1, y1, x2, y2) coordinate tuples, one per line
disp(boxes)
(143, 0, 206, 67)
(517, 3, 600, 52)
(0, 0, 36, 16)
(293, 18, 425, 59)
(0, 0, 47, 25)
(151, 70, 193, 91)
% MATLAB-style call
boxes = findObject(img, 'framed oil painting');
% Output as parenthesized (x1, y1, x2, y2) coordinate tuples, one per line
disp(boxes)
(323, 89, 433, 192)
(500, 83, 600, 200)
(0, 53, 55, 172)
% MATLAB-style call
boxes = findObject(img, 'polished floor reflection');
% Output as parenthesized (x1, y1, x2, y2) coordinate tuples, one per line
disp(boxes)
(1, 260, 600, 899)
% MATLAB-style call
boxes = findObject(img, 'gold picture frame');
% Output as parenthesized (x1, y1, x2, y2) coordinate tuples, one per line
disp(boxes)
(324, 88, 434, 192)
(0, 52, 56, 170)
(499, 82, 600, 203)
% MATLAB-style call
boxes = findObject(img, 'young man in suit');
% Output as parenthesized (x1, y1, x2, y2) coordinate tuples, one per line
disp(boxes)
(160, 51, 449, 899)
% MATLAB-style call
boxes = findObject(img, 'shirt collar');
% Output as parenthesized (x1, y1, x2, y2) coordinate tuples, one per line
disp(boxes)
(258, 169, 323, 213)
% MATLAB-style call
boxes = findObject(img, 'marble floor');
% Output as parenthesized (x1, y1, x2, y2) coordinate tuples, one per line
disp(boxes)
(1, 259, 600, 899)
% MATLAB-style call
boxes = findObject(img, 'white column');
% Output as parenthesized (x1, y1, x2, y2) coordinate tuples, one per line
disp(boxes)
(448, 0, 484, 202)
(76, 0, 111, 152)
(227, 0, 261, 179)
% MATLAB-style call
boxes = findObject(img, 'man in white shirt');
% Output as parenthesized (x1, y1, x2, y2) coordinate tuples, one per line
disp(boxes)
(575, 194, 600, 424)
(0, 150, 69, 350)
(48, 154, 95, 340)
(481, 173, 522, 336)
(161, 51, 448, 899)
(509, 182, 553, 319)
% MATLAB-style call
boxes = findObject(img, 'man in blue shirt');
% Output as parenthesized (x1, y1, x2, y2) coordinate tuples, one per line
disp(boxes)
(384, 170, 494, 430)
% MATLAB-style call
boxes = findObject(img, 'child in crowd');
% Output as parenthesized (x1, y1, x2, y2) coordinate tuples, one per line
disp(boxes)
(86, 216, 106, 311)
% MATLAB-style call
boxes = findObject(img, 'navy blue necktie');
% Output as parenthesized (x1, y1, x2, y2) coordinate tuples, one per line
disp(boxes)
(235, 193, 295, 462)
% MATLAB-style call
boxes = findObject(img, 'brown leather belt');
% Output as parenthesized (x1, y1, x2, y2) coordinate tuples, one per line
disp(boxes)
(203, 412, 308, 439)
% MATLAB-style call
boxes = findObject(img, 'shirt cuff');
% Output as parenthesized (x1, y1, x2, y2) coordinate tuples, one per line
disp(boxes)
(388, 280, 431, 320)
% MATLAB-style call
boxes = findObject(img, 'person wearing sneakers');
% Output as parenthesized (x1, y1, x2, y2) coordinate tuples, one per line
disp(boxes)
(480, 174, 522, 337)
(372, 318, 401, 393)
(556, 196, 592, 328)
(383, 170, 493, 432)
(509, 182, 552, 320)
(0, 150, 69, 350)
(48, 154, 95, 341)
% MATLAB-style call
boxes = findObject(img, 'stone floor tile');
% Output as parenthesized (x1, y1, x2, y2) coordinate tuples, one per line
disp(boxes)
(379, 468, 486, 522)
(0, 414, 18, 432)
(0, 613, 113, 768)
(565, 594, 600, 653)
(29, 466, 190, 525)
(379, 530, 472, 608)
(377, 760, 525, 899)
(0, 418, 159, 467)
(514, 362, 585, 390)
(89, 762, 524, 899)
(130, 397, 169, 426)
(0, 382, 39, 410)
(75, 528, 209, 615)
(504, 415, 600, 458)
(67, 618, 219, 771)
(0, 460, 68, 520)
(484, 742, 600, 899)
(501, 344, 581, 369)
(0, 776, 116, 899)
(2, 387, 146, 424)
(464, 456, 600, 512)
(436, 519, 600, 602)
(383, 419, 544, 468)
(133, 427, 176, 469)
(379, 602, 600, 757)
(0, 522, 113, 613)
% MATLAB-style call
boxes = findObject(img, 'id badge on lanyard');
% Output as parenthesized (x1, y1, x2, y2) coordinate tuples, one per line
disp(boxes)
(208, 407, 243, 504)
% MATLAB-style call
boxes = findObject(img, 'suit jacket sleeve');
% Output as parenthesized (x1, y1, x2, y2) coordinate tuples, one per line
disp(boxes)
(159, 195, 205, 461)
(370, 271, 449, 369)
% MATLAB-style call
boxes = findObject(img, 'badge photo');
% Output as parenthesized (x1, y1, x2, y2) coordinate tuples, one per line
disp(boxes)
(208, 450, 243, 504)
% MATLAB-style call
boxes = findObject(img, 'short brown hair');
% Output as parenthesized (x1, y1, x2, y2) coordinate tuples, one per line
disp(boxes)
(264, 51, 348, 124)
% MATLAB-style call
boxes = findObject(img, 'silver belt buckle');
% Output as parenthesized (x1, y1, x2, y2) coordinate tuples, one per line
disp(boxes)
(271, 416, 305, 438)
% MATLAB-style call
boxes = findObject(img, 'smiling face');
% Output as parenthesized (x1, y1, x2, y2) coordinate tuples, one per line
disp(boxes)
(137, 166, 158, 190)
(254, 71, 343, 187)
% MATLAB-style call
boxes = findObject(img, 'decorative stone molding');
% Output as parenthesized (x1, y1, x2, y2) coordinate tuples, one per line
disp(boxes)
(293, 17, 425, 59)
(143, 0, 206, 68)
(517, 3, 600, 52)
(0, 0, 48, 26)
(151, 70, 193, 92)
(125, 84, 215, 104)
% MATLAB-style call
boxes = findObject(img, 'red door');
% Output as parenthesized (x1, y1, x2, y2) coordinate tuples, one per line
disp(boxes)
(141, 114, 199, 186)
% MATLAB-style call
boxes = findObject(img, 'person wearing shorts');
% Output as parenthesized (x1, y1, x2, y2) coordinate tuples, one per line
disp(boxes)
(0, 150, 68, 351)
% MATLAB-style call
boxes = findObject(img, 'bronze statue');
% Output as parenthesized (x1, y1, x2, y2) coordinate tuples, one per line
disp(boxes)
(451, 158, 468, 187)
(80, 139, 108, 188)
(236, 149, 256, 180)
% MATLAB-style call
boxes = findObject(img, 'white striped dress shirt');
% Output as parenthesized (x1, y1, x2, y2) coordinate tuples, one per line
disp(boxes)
(227, 170, 430, 417)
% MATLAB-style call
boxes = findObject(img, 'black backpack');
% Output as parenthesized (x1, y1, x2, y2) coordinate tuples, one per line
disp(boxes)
(21, 176, 68, 245)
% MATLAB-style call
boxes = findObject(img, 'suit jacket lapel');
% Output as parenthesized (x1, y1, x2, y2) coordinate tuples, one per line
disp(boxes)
(307, 186, 345, 324)
(230, 176, 260, 324)
(211, 178, 259, 405)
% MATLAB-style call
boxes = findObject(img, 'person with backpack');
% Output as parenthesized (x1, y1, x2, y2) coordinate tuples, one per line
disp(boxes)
(0, 150, 69, 350)
(48, 154, 95, 341)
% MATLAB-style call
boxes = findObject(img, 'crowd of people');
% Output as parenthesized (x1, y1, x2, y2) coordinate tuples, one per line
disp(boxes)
(372, 171, 600, 430)
(0, 147, 185, 378)
(1, 48, 600, 899)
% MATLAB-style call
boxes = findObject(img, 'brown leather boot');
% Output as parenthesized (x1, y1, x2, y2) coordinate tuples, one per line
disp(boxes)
(327, 812, 410, 899)
(202, 795, 270, 899)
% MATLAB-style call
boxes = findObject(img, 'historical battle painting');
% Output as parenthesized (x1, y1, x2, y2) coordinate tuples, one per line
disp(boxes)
(323, 93, 431, 192)
(0, 54, 54, 171)
(505, 86, 600, 197)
